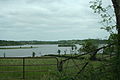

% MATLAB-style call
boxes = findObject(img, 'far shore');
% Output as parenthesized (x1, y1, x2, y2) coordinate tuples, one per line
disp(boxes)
(0, 47, 38, 49)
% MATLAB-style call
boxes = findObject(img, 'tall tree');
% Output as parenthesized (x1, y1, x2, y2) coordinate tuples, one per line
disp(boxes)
(90, 0, 120, 79)
(112, 1, 120, 79)
(111, 0, 120, 57)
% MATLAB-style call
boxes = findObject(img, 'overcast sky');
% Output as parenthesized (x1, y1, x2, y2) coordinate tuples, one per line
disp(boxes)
(0, 0, 113, 41)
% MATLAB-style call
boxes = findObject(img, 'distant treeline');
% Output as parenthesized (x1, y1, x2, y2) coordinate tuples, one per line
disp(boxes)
(0, 39, 108, 46)
(57, 39, 108, 44)
(0, 40, 58, 46)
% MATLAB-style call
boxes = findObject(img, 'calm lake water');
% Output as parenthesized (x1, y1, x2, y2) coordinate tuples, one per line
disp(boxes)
(0, 44, 81, 57)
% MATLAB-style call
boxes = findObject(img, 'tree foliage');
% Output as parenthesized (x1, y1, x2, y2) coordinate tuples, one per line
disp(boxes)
(79, 40, 98, 54)
(79, 40, 98, 60)
(90, 0, 120, 79)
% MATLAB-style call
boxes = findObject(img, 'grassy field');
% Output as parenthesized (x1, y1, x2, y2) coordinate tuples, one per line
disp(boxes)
(0, 54, 112, 80)
(0, 57, 58, 80)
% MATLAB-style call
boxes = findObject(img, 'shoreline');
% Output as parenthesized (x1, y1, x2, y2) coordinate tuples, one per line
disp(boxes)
(0, 47, 38, 49)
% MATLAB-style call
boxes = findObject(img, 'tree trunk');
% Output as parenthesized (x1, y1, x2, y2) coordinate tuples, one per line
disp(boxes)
(111, 1, 120, 79)
(90, 51, 97, 60)
(111, 0, 120, 57)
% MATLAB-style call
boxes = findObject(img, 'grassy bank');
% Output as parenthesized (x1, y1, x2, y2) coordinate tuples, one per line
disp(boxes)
(0, 57, 58, 80)
(0, 56, 85, 80)
(0, 54, 113, 80)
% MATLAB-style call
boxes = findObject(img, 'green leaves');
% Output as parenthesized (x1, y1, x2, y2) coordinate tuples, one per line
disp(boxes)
(90, 0, 104, 14)
(90, 0, 116, 34)
(79, 40, 98, 54)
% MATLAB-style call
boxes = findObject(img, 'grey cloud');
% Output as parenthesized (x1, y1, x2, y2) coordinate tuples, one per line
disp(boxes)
(0, 0, 112, 40)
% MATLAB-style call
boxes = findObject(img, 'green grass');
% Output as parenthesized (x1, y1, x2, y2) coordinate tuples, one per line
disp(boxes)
(0, 54, 113, 80)
(0, 57, 58, 80)
(0, 57, 88, 80)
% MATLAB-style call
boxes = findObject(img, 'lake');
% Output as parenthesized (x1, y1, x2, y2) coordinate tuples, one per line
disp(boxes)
(0, 44, 81, 57)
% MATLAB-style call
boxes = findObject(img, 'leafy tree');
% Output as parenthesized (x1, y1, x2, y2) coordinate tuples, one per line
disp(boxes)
(90, 0, 120, 79)
(90, 0, 120, 56)
(79, 40, 98, 60)
(103, 34, 117, 56)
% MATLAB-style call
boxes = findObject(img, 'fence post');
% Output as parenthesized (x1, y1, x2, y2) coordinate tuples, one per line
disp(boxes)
(23, 58, 25, 79)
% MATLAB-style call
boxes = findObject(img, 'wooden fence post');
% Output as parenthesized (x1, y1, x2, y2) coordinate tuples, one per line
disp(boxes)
(23, 58, 25, 79)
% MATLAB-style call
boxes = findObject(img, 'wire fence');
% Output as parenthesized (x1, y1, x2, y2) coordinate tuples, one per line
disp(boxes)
(0, 57, 58, 80)
(0, 53, 115, 80)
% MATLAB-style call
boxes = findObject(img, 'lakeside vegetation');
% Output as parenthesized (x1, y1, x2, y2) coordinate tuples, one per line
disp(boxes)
(58, 44, 76, 47)
(0, 39, 108, 46)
